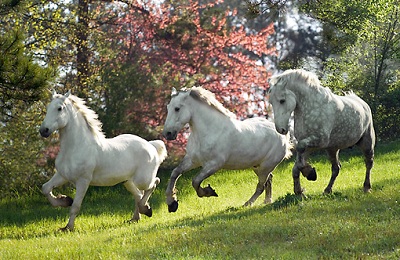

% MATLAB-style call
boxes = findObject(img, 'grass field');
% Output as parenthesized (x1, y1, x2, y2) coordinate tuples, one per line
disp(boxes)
(1, 140, 400, 259)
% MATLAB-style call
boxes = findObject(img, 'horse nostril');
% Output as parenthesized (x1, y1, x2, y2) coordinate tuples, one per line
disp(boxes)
(40, 127, 51, 137)
(279, 128, 287, 135)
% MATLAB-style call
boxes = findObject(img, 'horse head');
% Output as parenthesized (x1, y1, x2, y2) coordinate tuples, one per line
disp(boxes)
(162, 88, 192, 140)
(268, 77, 296, 135)
(39, 90, 71, 138)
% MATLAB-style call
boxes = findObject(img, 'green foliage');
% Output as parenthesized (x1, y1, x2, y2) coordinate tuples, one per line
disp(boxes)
(0, 1, 55, 198)
(99, 62, 162, 139)
(1, 141, 400, 258)
(0, 102, 49, 198)
(301, 0, 400, 140)
(0, 29, 52, 121)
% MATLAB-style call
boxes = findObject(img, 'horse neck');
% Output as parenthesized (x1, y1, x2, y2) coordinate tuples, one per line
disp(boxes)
(287, 82, 322, 113)
(188, 100, 233, 135)
(59, 108, 98, 151)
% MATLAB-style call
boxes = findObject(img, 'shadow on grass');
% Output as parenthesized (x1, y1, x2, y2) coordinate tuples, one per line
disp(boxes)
(1, 140, 399, 241)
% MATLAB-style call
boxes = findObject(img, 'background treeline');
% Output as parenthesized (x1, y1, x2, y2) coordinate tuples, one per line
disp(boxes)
(0, 0, 399, 198)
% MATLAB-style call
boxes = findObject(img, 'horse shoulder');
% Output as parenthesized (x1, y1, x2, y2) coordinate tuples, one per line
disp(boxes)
(55, 145, 97, 181)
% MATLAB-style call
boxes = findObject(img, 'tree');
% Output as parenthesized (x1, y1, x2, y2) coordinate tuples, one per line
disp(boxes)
(303, 0, 400, 139)
(247, 0, 400, 140)
(94, 0, 275, 158)
(0, 0, 54, 198)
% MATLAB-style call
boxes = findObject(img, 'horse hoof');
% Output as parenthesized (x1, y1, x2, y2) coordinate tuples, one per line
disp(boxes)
(59, 226, 72, 232)
(168, 201, 179, 212)
(205, 184, 218, 197)
(143, 208, 153, 217)
(306, 168, 317, 181)
(57, 194, 73, 207)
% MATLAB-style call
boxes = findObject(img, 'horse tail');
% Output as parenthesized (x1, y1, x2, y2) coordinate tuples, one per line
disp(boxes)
(283, 133, 294, 159)
(149, 140, 168, 163)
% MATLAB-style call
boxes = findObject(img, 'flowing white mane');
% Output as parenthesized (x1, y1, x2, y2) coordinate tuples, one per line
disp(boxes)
(67, 95, 105, 139)
(182, 86, 236, 119)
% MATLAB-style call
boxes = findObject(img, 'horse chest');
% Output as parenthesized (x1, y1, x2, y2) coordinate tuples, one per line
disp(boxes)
(55, 149, 96, 180)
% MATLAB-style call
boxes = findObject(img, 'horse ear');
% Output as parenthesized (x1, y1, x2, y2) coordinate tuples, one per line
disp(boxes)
(189, 88, 200, 100)
(64, 90, 71, 98)
(171, 87, 177, 96)
(52, 89, 57, 97)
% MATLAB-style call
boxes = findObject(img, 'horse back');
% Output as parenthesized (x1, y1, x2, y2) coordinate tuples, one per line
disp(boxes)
(328, 94, 374, 148)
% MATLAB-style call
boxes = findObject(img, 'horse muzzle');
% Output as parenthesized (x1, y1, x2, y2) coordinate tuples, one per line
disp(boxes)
(39, 126, 52, 138)
(276, 127, 288, 135)
(162, 130, 177, 140)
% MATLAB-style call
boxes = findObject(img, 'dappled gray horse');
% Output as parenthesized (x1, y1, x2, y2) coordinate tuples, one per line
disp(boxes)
(268, 69, 375, 195)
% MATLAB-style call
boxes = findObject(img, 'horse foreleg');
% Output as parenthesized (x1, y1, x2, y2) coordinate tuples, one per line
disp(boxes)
(192, 166, 219, 198)
(324, 149, 341, 194)
(292, 151, 307, 196)
(166, 156, 194, 212)
(61, 179, 90, 232)
(42, 172, 72, 207)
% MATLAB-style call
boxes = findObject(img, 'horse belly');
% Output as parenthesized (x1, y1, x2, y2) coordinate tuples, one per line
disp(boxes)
(224, 135, 284, 169)
(91, 138, 156, 186)
(328, 104, 370, 148)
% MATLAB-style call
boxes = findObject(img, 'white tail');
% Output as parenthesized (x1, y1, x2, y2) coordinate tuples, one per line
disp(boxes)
(149, 140, 168, 163)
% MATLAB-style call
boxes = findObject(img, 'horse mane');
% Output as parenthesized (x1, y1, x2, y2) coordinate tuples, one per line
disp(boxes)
(271, 69, 325, 93)
(67, 95, 105, 139)
(183, 86, 236, 119)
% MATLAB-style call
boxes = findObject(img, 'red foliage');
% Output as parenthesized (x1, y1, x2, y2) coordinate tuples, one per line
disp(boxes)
(95, 0, 275, 156)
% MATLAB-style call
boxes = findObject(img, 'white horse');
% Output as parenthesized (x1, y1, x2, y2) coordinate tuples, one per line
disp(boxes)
(162, 86, 292, 212)
(268, 69, 375, 196)
(39, 91, 167, 231)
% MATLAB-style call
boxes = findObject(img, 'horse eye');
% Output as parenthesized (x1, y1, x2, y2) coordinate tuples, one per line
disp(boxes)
(58, 107, 62, 111)
(279, 99, 285, 104)
(175, 107, 180, 112)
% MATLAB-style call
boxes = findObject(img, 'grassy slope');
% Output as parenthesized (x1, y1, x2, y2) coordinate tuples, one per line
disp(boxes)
(1, 141, 399, 259)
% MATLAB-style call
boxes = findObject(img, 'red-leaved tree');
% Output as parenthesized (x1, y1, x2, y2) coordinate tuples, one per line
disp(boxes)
(93, 0, 275, 158)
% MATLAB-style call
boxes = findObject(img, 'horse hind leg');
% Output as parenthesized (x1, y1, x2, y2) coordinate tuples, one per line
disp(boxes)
(192, 166, 219, 198)
(42, 172, 73, 208)
(324, 149, 341, 194)
(357, 133, 375, 193)
(124, 180, 144, 222)
(362, 148, 374, 193)
(138, 177, 160, 218)
(244, 166, 274, 207)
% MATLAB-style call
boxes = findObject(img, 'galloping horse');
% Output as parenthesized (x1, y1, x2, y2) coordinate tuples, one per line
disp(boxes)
(268, 69, 375, 196)
(162, 86, 292, 212)
(39, 91, 167, 231)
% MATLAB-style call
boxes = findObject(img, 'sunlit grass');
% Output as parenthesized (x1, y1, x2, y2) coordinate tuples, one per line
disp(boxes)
(1, 140, 400, 259)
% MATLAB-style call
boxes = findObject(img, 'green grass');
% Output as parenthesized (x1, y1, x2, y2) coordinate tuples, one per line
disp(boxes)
(1, 140, 400, 259)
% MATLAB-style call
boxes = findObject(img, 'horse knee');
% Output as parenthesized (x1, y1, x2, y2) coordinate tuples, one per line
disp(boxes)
(292, 166, 301, 179)
(41, 182, 52, 195)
